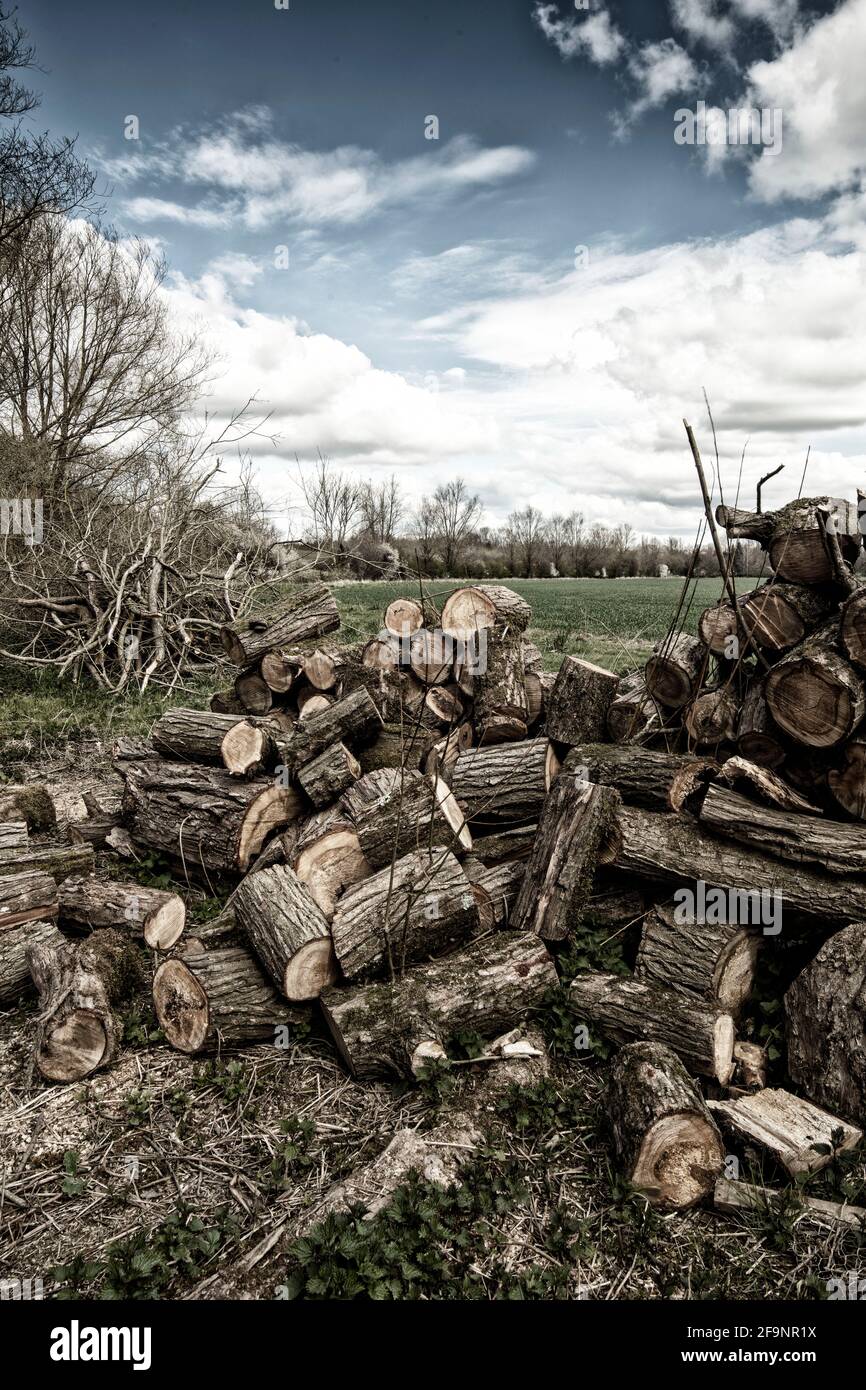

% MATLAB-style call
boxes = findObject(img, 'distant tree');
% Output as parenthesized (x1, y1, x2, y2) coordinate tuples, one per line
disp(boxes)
(509, 504, 545, 577)
(426, 478, 481, 575)
(358, 475, 403, 542)
(297, 454, 361, 553)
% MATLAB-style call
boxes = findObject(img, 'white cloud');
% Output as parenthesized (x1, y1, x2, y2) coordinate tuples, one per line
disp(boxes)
(123, 197, 233, 229)
(627, 39, 700, 118)
(670, 0, 736, 50)
(532, 4, 626, 65)
(729, 0, 800, 39)
(206, 253, 263, 287)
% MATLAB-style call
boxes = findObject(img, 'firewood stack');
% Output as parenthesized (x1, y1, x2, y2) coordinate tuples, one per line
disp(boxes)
(9, 535, 866, 1227)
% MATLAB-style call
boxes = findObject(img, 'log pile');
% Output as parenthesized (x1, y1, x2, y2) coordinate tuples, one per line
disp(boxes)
(9, 552, 866, 1232)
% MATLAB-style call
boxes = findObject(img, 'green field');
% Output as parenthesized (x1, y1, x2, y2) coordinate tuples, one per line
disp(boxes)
(335, 576, 726, 673)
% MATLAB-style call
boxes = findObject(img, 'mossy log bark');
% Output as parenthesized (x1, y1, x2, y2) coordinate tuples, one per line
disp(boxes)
(154, 943, 307, 1053)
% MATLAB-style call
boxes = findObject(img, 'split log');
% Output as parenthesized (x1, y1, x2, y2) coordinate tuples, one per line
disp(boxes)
(709, 1089, 861, 1177)
(840, 588, 866, 671)
(613, 804, 866, 928)
(221, 582, 340, 665)
(740, 582, 832, 654)
(474, 638, 528, 737)
(0, 821, 29, 855)
(511, 775, 621, 942)
(297, 742, 360, 809)
(408, 629, 452, 685)
(544, 655, 619, 745)
(210, 689, 245, 715)
(764, 619, 865, 748)
(736, 682, 785, 769)
(645, 634, 706, 710)
(605, 673, 663, 744)
(234, 669, 273, 716)
(714, 1176, 866, 1232)
(58, 875, 186, 950)
(321, 931, 557, 1080)
(717, 496, 860, 584)
(685, 686, 740, 747)
(153, 943, 306, 1053)
(715, 756, 820, 813)
(359, 720, 440, 774)
(468, 824, 537, 866)
(233, 864, 338, 1001)
(424, 723, 473, 781)
(565, 743, 717, 813)
(452, 738, 559, 829)
(0, 918, 64, 1006)
(343, 767, 471, 870)
(289, 808, 371, 920)
(119, 759, 303, 875)
(785, 922, 866, 1124)
(0, 842, 94, 883)
(569, 973, 735, 1084)
(700, 784, 866, 876)
(274, 688, 382, 775)
(440, 584, 531, 638)
(331, 848, 478, 981)
(28, 929, 141, 1082)
(0, 784, 56, 832)
(635, 902, 758, 1014)
(608, 1042, 725, 1209)
(828, 740, 866, 819)
(461, 858, 524, 930)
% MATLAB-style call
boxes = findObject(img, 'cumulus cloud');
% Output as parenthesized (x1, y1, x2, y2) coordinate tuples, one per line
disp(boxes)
(532, 3, 626, 65)
(670, 0, 737, 50)
(622, 38, 700, 123)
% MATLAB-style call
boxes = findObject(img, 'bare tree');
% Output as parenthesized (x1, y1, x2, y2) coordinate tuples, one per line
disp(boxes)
(427, 478, 481, 576)
(509, 505, 544, 577)
(545, 514, 569, 575)
(0, 217, 211, 495)
(296, 454, 361, 554)
(358, 475, 403, 542)
(563, 510, 584, 576)
(0, 6, 96, 250)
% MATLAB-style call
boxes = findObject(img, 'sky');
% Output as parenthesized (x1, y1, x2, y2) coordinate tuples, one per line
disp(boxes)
(19, 0, 866, 538)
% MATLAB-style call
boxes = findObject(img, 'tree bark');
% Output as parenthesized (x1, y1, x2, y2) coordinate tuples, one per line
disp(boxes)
(474, 638, 528, 737)
(608, 1041, 725, 1209)
(343, 767, 472, 870)
(736, 681, 785, 769)
(467, 824, 538, 865)
(151, 708, 249, 764)
(331, 848, 478, 981)
(153, 942, 307, 1053)
(645, 634, 706, 710)
(28, 929, 142, 1081)
(635, 902, 757, 1014)
(699, 783, 866, 876)
(0, 842, 94, 883)
(785, 921, 866, 1124)
(358, 720, 440, 774)
(764, 619, 865, 748)
(605, 673, 664, 743)
(297, 742, 360, 809)
(0, 785, 56, 832)
(0, 821, 29, 855)
(715, 755, 819, 813)
(58, 874, 186, 950)
(233, 863, 338, 1000)
(544, 655, 619, 744)
(221, 582, 340, 665)
(451, 737, 559, 829)
(708, 1088, 861, 1176)
(321, 930, 557, 1080)
(0, 918, 64, 1006)
(511, 774, 621, 941)
(570, 972, 736, 1083)
(564, 743, 717, 813)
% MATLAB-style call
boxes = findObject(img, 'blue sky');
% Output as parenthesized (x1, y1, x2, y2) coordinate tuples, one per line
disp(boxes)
(19, 0, 866, 535)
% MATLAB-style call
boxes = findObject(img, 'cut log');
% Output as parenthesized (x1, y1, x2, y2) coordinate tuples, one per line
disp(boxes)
(0, 784, 56, 832)
(383, 596, 433, 638)
(290, 809, 372, 920)
(764, 619, 865, 748)
(153, 943, 306, 1053)
(331, 848, 478, 981)
(424, 685, 464, 727)
(0, 821, 29, 856)
(151, 708, 250, 765)
(608, 1042, 725, 1209)
(408, 629, 452, 685)
(700, 783, 866, 877)
(736, 682, 785, 769)
(635, 902, 758, 1014)
(302, 648, 339, 691)
(474, 638, 528, 737)
(544, 655, 619, 745)
(0, 842, 94, 883)
(440, 584, 531, 638)
(828, 740, 866, 820)
(221, 582, 340, 665)
(343, 767, 471, 870)
(476, 715, 527, 745)
(274, 688, 382, 775)
(569, 972, 735, 1084)
(511, 774, 621, 942)
(234, 669, 273, 716)
(28, 929, 141, 1082)
(297, 692, 334, 721)
(523, 670, 544, 727)
(645, 634, 706, 710)
(461, 858, 524, 930)
(709, 1089, 861, 1177)
(359, 720, 440, 774)
(685, 686, 740, 747)
(321, 930, 557, 1080)
(0, 918, 64, 1006)
(220, 719, 276, 777)
(698, 602, 738, 658)
(714, 1175, 866, 1231)
(361, 635, 400, 673)
(721, 497, 861, 584)
(740, 581, 832, 654)
(840, 588, 866, 671)
(119, 759, 303, 875)
(468, 824, 537, 866)
(565, 743, 717, 813)
(259, 650, 299, 694)
(0, 867, 58, 929)
(58, 874, 185, 950)
(452, 738, 560, 829)
(210, 689, 245, 715)
(424, 723, 474, 781)
(613, 803, 866, 928)
(785, 922, 866, 1124)
(297, 742, 360, 809)
(715, 756, 820, 813)
(233, 863, 337, 1001)
(732, 1041, 768, 1093)
(605, 672, 664, 744)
